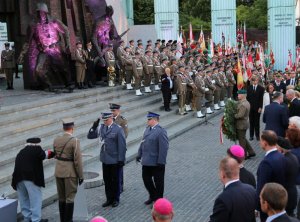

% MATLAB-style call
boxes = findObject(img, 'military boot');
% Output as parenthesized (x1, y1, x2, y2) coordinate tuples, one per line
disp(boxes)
(58, 201, 66, 222)
(64, 202, 74, 222)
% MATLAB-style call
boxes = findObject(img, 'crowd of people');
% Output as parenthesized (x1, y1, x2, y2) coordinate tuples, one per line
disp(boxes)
(8, 37, 300, 222)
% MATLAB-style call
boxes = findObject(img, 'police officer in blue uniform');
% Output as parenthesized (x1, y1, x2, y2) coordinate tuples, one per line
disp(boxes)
(136, 112, 169, 205)
(87, 112, 126, 208)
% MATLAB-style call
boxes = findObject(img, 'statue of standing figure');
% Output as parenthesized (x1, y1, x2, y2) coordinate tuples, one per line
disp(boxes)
(19, 2, 73, 91)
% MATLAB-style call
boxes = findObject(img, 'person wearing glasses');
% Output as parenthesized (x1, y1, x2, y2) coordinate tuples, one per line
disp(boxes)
(136, 112, 169, 206)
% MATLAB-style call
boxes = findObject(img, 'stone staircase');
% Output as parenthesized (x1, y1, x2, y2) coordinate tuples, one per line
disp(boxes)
(0, 85, 222, 209)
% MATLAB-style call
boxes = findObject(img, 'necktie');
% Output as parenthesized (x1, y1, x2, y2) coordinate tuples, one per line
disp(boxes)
(253, 86, 256, 92)
(291, 79, 294, 85)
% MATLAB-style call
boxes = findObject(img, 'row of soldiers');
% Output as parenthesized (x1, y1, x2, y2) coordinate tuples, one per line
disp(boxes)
(113, 39, 239, 117)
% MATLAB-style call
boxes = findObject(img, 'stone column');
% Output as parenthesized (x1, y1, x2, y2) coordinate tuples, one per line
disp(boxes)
(211, 0, 236, 46)
(268, 0, 296, 70)
(154, 0, 179, 41)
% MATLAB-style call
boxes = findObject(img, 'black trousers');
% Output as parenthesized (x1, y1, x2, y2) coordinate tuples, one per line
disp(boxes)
(142, 165, 165, 201)
(162, 89, 171, 110)
(249, 109, 261, 138)
(102, 163, 120, 202)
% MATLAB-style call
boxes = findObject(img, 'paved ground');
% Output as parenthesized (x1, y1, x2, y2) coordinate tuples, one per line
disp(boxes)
(40, 112, 265, 222)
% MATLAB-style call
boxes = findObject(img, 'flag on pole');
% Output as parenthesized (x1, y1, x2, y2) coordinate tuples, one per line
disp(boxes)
(246, 53, 253, 80)
(181, 26, 186, 47)
(209, 37, 214, 58)
(242, 52, 248, 82)
(260, 45, 265, 75)
(270, 48, 275, 65)
(287, 50, 293, 70)
(189, 23, 194, 44)
(199, 27, 206, 50)
(296, 47, 300, 67)
(237, 57, 244, 90)
(176, 32, 183, 59)
(243, 21, 247, 43)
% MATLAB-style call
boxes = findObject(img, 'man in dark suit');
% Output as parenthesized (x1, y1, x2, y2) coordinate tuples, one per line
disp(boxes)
(161, 67, 173, 112)
(272, 74, 286, 94)
(286, 89, 300, 117)
(257, 130, 286, 222)
(263, 92, 289, 137)
(285, 71, 298, 87)
(136, 112, 169, 205)
(260, 183, 300, 222)
(247, 76, 265, 140)
(209, 157, 256, 222)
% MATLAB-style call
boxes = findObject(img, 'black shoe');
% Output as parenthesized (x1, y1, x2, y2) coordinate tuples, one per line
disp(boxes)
(144, 199, 153, 205)
(15, 76, 20, 79)
(102, 201, 113, 207)
(40, 219, 48, 222)
(249, 137, 254, 141)
(165, 108, 171, 112)
(112, 201, 119, 208)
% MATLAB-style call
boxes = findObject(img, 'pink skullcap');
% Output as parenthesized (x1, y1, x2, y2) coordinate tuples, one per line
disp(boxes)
(153, 198, 173, 215)
(229, 145, 245, 158)
(90, 216, 108, 222)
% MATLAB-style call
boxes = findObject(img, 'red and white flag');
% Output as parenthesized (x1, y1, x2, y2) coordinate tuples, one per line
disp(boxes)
(243, 21, 247, 43)
(270, 48, 275, 65)
(176, 32, 183, 59)
(189, 23, 194, 44)
(296, 47, 300, 66)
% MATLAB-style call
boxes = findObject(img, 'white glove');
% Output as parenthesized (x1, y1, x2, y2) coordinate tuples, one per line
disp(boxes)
(211, 80, 216, 84)
(205, 88, 209, 92)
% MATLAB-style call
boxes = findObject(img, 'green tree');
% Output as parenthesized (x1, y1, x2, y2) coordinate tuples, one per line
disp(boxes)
(237, 0, 267, 29)
(133, 0, 154, 25)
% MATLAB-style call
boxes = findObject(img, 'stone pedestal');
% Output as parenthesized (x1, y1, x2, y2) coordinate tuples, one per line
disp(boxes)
(268, 0, 296, 70)
(154, 0, 179, 41)
(211, 0, 236, 45)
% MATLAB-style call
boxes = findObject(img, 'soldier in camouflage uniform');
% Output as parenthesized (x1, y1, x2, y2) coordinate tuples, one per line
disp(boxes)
(226, 65, 236, 99)
(219, 65, 228, 107)
(170, 58, 179, 100)
(184, 67, 196, 112)
(142, 50, 154, 93)
(176, 65, 187, 115)
(212, 67, 223, 110)
(132, 52, 144, 96)
(129, 40, 135, 57)
(204, 70, 216, 114)
(152, 50, 161, 91)
(122, 46, 134, 90)
(194, 69, 206, 118)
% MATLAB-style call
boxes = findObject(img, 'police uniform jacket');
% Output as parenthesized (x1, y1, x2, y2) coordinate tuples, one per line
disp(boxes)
(234, 99, 250, 130)
(137, 124, 169, 166)
(88, 123, 126, 164)
(114, 115, 128, 138)
(54, 133, 83, 179)
(1, 49, 14, 69)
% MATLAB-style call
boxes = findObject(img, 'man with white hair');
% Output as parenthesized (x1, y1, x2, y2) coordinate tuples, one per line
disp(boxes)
(289, 116, 300, 129)
(286, 89, 300, 117)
